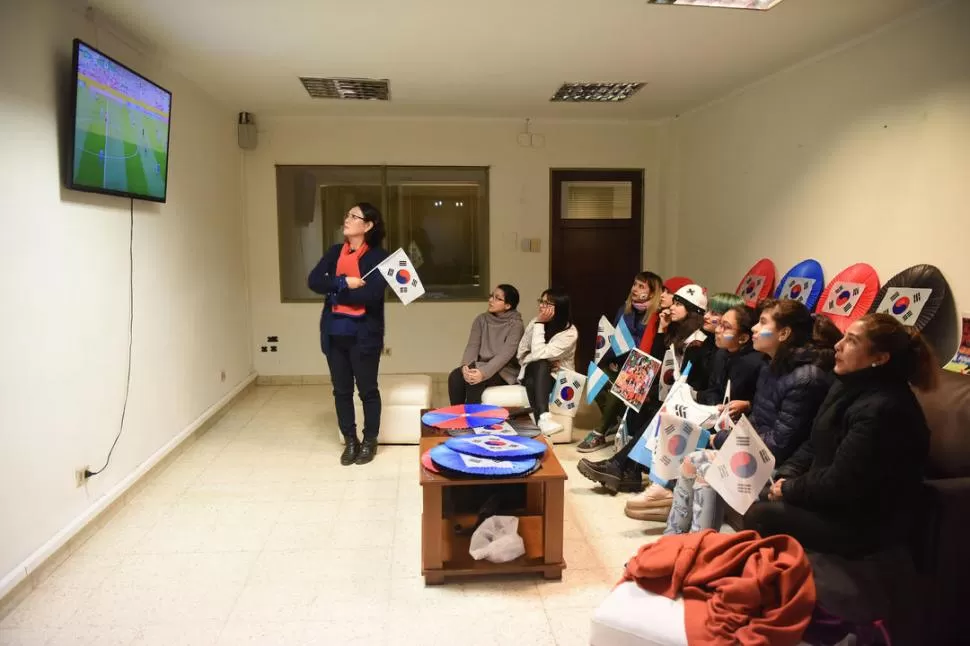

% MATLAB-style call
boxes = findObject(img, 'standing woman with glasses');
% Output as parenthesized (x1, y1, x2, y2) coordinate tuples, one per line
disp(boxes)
(308, 203, 389, 466)
(517, 288, 578, 424)
(448, 284, 525, 405)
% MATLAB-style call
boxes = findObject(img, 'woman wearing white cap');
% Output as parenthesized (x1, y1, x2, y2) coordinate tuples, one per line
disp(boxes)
(578, 283, 715, 495)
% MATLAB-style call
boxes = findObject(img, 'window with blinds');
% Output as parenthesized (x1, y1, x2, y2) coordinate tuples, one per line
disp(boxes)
(560, 181, 633, 219)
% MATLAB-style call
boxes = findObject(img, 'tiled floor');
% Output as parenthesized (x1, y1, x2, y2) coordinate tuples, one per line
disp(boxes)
(0, 386, 668, 646)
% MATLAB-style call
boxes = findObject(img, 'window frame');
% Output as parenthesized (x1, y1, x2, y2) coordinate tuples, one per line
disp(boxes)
(276, 164, 490, 304)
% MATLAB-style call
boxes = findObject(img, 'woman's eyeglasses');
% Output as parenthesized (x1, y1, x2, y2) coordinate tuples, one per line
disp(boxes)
(488, 293, 505, 302)
(537, 300, 553, 306)
(344, 212, 366, 222)
(715, 321, 738, 331)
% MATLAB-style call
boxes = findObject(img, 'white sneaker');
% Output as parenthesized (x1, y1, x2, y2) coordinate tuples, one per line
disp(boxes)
(538, 413, 564, 437)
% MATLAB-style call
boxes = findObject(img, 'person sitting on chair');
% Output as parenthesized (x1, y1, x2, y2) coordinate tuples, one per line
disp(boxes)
(448, 284, 525, 405)
(517, 288, 578, 433)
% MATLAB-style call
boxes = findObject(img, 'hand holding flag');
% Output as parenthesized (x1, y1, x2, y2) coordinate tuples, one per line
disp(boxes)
(366, 248, 425, 305)
(705, 414, 775, 515)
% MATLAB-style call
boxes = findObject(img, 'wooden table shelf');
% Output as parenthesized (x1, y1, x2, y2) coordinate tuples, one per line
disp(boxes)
(419, 413, 568, 585)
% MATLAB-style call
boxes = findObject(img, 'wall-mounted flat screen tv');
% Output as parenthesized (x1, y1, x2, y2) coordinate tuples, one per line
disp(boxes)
(68, 39, 173, 202)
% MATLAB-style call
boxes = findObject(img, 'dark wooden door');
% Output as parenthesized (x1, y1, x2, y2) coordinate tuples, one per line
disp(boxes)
(550, 169, 644, 368)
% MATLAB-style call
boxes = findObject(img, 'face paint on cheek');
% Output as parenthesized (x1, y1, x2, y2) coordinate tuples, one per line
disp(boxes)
(721, 333, 736, 341)
(757, 330, 774, 338)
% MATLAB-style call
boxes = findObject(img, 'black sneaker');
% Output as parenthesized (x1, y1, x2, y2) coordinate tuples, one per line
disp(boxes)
(355, 439, 378, 465)
(577, 457, 643, 494)
(340, 438, 360, 466)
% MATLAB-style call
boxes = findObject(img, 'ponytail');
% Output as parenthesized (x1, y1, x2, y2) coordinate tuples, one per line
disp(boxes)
(859, 313, 939, 391)
(906, 328, 939, 391)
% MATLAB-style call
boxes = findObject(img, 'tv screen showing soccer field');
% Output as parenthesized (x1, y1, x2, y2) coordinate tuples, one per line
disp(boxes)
(68, 39, 172, 202)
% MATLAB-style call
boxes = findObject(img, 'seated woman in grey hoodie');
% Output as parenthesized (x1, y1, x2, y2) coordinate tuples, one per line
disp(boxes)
(448, 284, 525, 405)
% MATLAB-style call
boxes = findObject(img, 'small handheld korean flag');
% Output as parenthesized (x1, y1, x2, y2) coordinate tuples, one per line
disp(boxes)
(664, 383, 720, 429)
(822, 282, 866, 316)
(876, 287, 932, 325)
(780, 277, 815, 305)
(549, 368, 587, 416)
(609, 317, 636, 357)
(705, 414, 775, 515)
(648, 413, 705, 486)
(658, 345, 680, 401)
(595, 316, 616, 364)
(586, 362, 610, 404)
(375, 248, 425, 305)
(627, 372, 688, 470)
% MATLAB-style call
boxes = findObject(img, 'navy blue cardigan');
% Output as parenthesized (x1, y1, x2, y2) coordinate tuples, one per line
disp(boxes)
(307, 243, 390, 356)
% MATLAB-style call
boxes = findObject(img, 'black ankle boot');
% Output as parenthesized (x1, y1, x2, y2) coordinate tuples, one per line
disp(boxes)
(340, 438, 360, 466)
(577, 457, 643, 494)
(355, 438, 378, 465)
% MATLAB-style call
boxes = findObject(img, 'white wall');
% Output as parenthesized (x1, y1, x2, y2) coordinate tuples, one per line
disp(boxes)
(245, 117, 663, 376)
(0, 1, 252, 587)
(666, 1, 970, 317)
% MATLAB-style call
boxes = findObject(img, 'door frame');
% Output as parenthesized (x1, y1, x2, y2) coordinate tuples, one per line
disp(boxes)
(548, 168, 645, 287)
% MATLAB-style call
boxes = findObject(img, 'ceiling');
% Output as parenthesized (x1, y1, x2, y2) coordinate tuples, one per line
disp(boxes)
(87, 0, 931, 120)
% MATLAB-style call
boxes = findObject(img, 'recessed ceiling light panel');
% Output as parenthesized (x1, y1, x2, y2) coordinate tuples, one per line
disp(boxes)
(647, 0, 786, 10)
(550, 82, 645, 103)
(299, 77, 390, 100)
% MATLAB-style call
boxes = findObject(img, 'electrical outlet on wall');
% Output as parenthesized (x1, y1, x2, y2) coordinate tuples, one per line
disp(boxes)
(220, 370, 227, 383)
(74, 467, 89, 488)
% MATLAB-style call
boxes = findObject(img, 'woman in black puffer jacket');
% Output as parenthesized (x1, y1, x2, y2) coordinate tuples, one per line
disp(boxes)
(746, 313, 937, 557)
(715, 299, 840, 464)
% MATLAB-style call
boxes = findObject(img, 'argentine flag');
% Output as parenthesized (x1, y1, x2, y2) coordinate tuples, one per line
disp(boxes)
(586, 362, 610, 404)
(609, 317, 636, 357)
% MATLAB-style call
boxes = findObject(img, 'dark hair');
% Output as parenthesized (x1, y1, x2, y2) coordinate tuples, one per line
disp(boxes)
(760, 298, 816, 373)
(727, 304, 757, 345)
(810, 314, 842, 372)
(495, 283, 520, 310)
(354, 202, 386, 247)
(666, 311, 705, 351)
(859, 313, 939, 391)
(541, 287, 572, 342)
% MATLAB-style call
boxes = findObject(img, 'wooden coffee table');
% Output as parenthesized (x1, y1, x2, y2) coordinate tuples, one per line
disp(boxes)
(419, 412, 567, 584)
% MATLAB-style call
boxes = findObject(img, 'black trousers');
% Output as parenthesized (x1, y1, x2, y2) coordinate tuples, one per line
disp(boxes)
(448, 367, 504, 405)
(522, 360, 554, 415)
(326, 335, 381, 440)
(743, 501, 871, 557)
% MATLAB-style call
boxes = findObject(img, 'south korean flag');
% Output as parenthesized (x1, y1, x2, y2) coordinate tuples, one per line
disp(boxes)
(705, 415, 775, 515)
(658, 345, 680, 401)
(738, 274, 765, 305)
(822, 281, 866, 316)
(779, 277, 816, 305)
(376, 248, 425, 305)
(549, 368, 587, 417)
(648, 413, 705, 485)
(876, 287, 932, 326)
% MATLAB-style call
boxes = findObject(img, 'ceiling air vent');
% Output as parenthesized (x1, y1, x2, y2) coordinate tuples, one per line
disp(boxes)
(299, 77, 390, 101)
(550, 82, 645, 103)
